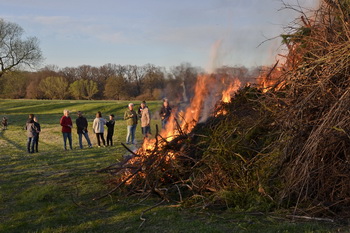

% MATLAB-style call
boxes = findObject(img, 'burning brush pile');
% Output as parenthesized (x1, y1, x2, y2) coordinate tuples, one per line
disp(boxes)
(97, 73, 280, 210)
(97, 0, 350, 217)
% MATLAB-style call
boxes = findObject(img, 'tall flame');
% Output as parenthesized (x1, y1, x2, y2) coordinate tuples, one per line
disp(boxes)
(140, 74, 243, 154)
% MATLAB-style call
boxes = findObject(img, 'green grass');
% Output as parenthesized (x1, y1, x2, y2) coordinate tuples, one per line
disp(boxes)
(0, 99, 346, 232)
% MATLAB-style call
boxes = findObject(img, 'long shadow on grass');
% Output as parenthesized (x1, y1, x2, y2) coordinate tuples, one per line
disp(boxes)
(0, 133, 25, 151)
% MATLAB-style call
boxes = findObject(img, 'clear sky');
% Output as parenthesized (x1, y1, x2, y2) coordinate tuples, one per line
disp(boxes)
(0, 0, 318, 71)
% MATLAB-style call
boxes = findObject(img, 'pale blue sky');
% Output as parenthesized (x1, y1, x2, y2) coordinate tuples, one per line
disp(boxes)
(0, 0, 318, 70)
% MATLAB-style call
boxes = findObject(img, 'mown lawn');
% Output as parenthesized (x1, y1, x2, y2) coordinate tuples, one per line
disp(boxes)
(0, 99, 346, 232)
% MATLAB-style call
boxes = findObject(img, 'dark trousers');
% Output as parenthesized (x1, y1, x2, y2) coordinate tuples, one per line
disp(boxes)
(27, 137, 36, 153)
(62, 132, 73, 150)
(35, 134, 39, 152)
(107, 132, 113, 146)
(96, 133, 105, 146)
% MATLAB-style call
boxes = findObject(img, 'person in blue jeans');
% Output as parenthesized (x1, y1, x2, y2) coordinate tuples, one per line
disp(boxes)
(124, 103, 138, 144)
(25, 114, 38, 153)
(60, 109, 73, 150)
(76, 111, 92, 149)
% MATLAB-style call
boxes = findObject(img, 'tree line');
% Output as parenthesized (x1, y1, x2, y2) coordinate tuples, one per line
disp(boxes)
(0, 63, 262, 101)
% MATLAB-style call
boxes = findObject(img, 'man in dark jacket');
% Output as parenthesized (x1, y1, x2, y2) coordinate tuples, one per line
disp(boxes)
(25, 114, 38, 153)
(159, 99, 172, 129)
(76, 111, 92, 149)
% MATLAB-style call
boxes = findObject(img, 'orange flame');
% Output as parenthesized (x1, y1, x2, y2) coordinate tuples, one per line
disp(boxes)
(221, 79, 241, 103)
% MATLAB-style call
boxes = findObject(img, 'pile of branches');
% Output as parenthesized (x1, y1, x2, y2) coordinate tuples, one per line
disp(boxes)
(275, 0, 350, 216)
(96, 86, 280, 209)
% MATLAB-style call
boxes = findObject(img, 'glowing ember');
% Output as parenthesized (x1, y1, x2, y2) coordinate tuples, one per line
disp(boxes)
(257, 65, 283, 93)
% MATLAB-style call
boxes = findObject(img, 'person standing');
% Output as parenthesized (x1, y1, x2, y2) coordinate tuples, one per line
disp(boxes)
(140, 101, 151, 138)
(106, 114, 115, 146)
(76, 111, 92, 149)
(2, 116, 8, 130)
(33, 116, 41, 152)
(60, 109, 73, 150)
(159, 99, 172, 129)
(124, 103, 138, 144)
(92, 111, 106, 147)
(25, 114, 38, 153)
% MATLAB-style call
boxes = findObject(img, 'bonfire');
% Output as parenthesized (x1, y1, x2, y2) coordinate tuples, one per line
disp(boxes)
(96, 0, 350, 218)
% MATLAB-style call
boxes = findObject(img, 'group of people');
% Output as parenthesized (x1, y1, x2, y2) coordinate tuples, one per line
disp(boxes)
(23, 99, 172, 152)
(59, 110, 116, 150)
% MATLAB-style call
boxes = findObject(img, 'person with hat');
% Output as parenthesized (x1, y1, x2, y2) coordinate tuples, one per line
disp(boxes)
(159, 98, 172, 129)
(124, 103, 138, 144)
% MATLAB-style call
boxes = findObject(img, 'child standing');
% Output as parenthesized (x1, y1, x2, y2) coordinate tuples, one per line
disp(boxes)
(33, 116, 41, 152)
(2, 116, 8, 130)
(106, 114, 115, 146)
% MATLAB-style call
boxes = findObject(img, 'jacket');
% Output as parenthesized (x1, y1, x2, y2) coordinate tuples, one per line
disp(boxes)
(124, 109, 138, 126)
(25, 119, 37, 137)
(60, 116, 72, 133)
(34, 122, 41, 134)
(140, 107, 150, 127)
(76, 116, 88, 134)
(106, 120, 115, 134)
(159, 106, 172, 120)
(92, 117, 106, 133)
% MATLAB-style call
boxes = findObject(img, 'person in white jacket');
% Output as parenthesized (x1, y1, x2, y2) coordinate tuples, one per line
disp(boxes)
(92, 111, 106, 147)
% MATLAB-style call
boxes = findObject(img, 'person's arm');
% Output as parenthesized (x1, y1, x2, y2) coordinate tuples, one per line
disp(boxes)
(83, 118, 88, 131)
(124, 111, 129, 120)
(92, 119, 96, 133)
(146, 110, 150, 126)
(60, 116, 65, 127)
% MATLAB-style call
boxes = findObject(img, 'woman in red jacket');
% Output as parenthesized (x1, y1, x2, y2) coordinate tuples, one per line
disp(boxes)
(60, 109, 73, 150)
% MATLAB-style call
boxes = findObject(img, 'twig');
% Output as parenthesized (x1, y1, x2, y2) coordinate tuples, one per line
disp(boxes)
(286, 215, 334, 223)
(93, 167, 142, 201)
(121, 142, 140, 157)
(139, 199, 166, 229)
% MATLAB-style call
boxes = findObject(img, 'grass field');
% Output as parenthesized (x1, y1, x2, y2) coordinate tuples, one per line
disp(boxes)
(0, 99, 346, 232)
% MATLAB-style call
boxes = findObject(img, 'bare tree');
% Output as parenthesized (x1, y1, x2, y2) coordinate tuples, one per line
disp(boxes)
(0, 18, 43, 77)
